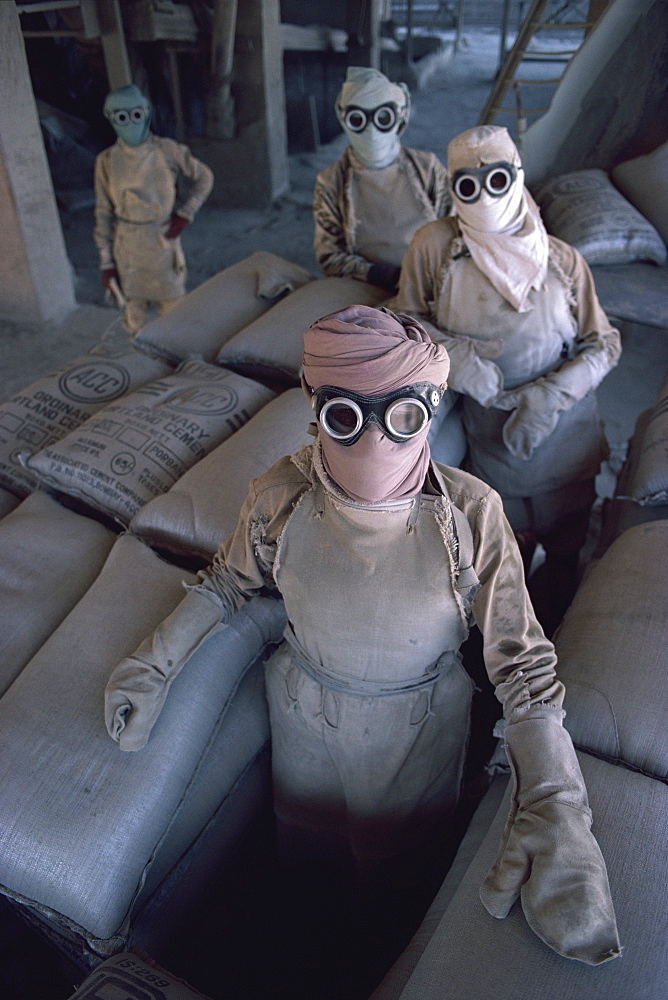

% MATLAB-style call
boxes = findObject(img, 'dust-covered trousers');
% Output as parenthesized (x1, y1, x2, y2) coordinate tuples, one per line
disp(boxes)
(264, 479, 475, 861)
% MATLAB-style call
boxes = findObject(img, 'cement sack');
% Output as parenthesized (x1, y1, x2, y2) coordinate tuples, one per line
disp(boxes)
(22, 360, 276, 526)
(0, 487, 20, 519)
(69, 953, 213, 1000)
(130, 387, 313, 560)
(0, 531, 285, 943)
(532, 168, 667, 266)
(612, 139, 668, 249)
(0, 490, 117, 696)
(0, 342, 170, 499)
(556, 520, 668, 780)
(215, 276, 388, 385)
(133, 251, 316, 364)
(622, 371, 668, 505)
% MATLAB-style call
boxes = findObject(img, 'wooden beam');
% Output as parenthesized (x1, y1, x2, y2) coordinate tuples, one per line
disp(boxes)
(97, 0, 131, 90)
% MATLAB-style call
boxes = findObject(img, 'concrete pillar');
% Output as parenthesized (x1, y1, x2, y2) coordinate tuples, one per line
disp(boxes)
(0, 3, 76, 322)
(192, 0, 289, 208)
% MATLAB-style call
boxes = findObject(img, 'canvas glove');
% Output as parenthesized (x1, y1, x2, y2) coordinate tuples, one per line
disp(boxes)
(444, 337, 505, 408)
(496, 351, 604, 460)
(163, 213, 189, 239)
(480, 710, 621, 965)
(495, 379, 574, 460)
(104, 587, 224, 752)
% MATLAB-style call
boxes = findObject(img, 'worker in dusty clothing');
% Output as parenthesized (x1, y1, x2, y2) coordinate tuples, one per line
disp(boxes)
(94, 84, 213, 334)
(104, 304, 619, 969)
(391, 125, 621, 628)
(313, 67, 450, 294)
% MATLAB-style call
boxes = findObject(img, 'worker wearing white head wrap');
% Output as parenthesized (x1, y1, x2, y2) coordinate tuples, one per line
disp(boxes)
(392, 126, 621, 634)
(313, 67, 450, 292)
(94, 85, 213, 333)
(448, 124, 549, 312)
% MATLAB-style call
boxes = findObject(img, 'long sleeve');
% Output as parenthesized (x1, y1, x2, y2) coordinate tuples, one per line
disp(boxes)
(104, 456, 308, 750)
(313, 157, 374, 281)
(93, 150, 116, 269)
(162, 138, 214, 221)
(393, 221, 505, 406)
(464, 481, 564, 719)
(192, 455, 311, 615)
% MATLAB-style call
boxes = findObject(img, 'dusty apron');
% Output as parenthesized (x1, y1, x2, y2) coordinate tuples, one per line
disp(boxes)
(107, 139, 186, 302)
(352, 161, 435, 268)
(437, 253, 606, 507)
(264, 479, 476, 861)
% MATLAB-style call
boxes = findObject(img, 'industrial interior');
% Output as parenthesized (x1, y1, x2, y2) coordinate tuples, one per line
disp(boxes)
(0, 1, 667, 998)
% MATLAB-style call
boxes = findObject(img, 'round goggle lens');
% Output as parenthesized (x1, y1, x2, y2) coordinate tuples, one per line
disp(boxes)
(386, 399, 429, 439)
(111, 107, 147, 126)
(320, 398, 363, 439)
(454, 174, 481, 202)
(344, 109, 367, 133)
(487, 167, 512, 194)
(373, 105, 397, 131)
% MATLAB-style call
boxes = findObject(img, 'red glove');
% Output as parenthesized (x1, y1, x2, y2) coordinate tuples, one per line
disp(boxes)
(101, 268, 119, 290)
(163, 214, 189, 239)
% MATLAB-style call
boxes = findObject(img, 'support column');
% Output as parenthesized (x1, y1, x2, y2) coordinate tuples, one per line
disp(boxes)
(0, 2, 76, 322)
(193, 0, 288, 208)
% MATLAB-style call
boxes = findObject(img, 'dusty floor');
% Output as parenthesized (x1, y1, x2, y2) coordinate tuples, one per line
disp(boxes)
(1, 25, 668, 1000)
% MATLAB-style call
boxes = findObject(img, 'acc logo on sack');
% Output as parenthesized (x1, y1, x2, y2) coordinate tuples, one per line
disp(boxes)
(168, 386, 239, 416)
(58, 362, 130, 404)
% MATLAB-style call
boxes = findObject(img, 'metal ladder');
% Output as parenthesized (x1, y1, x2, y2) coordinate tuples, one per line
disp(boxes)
(477, 0, 612, 147)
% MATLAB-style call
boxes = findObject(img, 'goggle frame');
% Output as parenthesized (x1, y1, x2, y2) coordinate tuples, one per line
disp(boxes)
(312, 382, 443, 446)
(451, 161, 517, 203)
(339, 101, 404, 134)
(108, 106, 149, 126)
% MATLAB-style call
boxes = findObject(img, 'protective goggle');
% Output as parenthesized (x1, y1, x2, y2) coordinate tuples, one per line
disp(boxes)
(339, 102, 404, 134)
(312, 382, 442, 446)
(108, 106, 149, 126)
(451, 161, 517, 203)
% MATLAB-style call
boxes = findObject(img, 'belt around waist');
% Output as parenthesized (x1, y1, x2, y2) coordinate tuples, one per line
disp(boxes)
(282, 622, 459, 697)
(116, 216, 170, 226)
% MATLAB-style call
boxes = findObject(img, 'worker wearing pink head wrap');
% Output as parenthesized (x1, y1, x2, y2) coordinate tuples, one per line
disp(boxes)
(301, 305, 450, 502)
(104, 304, 619, 971)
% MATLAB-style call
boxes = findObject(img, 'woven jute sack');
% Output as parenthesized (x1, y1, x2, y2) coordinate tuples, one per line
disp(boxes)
(622, 371, 668, 506)
(0, 342, 171, 499)
(22, 360, 276, 525)
(215, 276, 388, 385)
(0, 490, 117, 695)
(130, 387, 313, 560)
(532, 168, 667, 266)
(133, 251, 316, 364)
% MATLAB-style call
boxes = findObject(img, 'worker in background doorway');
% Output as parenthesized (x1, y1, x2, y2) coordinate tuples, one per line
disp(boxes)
(392, 125, 621, 634)
(94, 84, 213, 334)
(313, 67, 450, 294)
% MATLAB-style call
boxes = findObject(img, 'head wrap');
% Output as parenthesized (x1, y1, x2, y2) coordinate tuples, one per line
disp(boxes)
(336, 67, 410, 169)
(103, 84, 151, 147)
(448, 125, 549, 312)
(302, 305, 449, 503)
